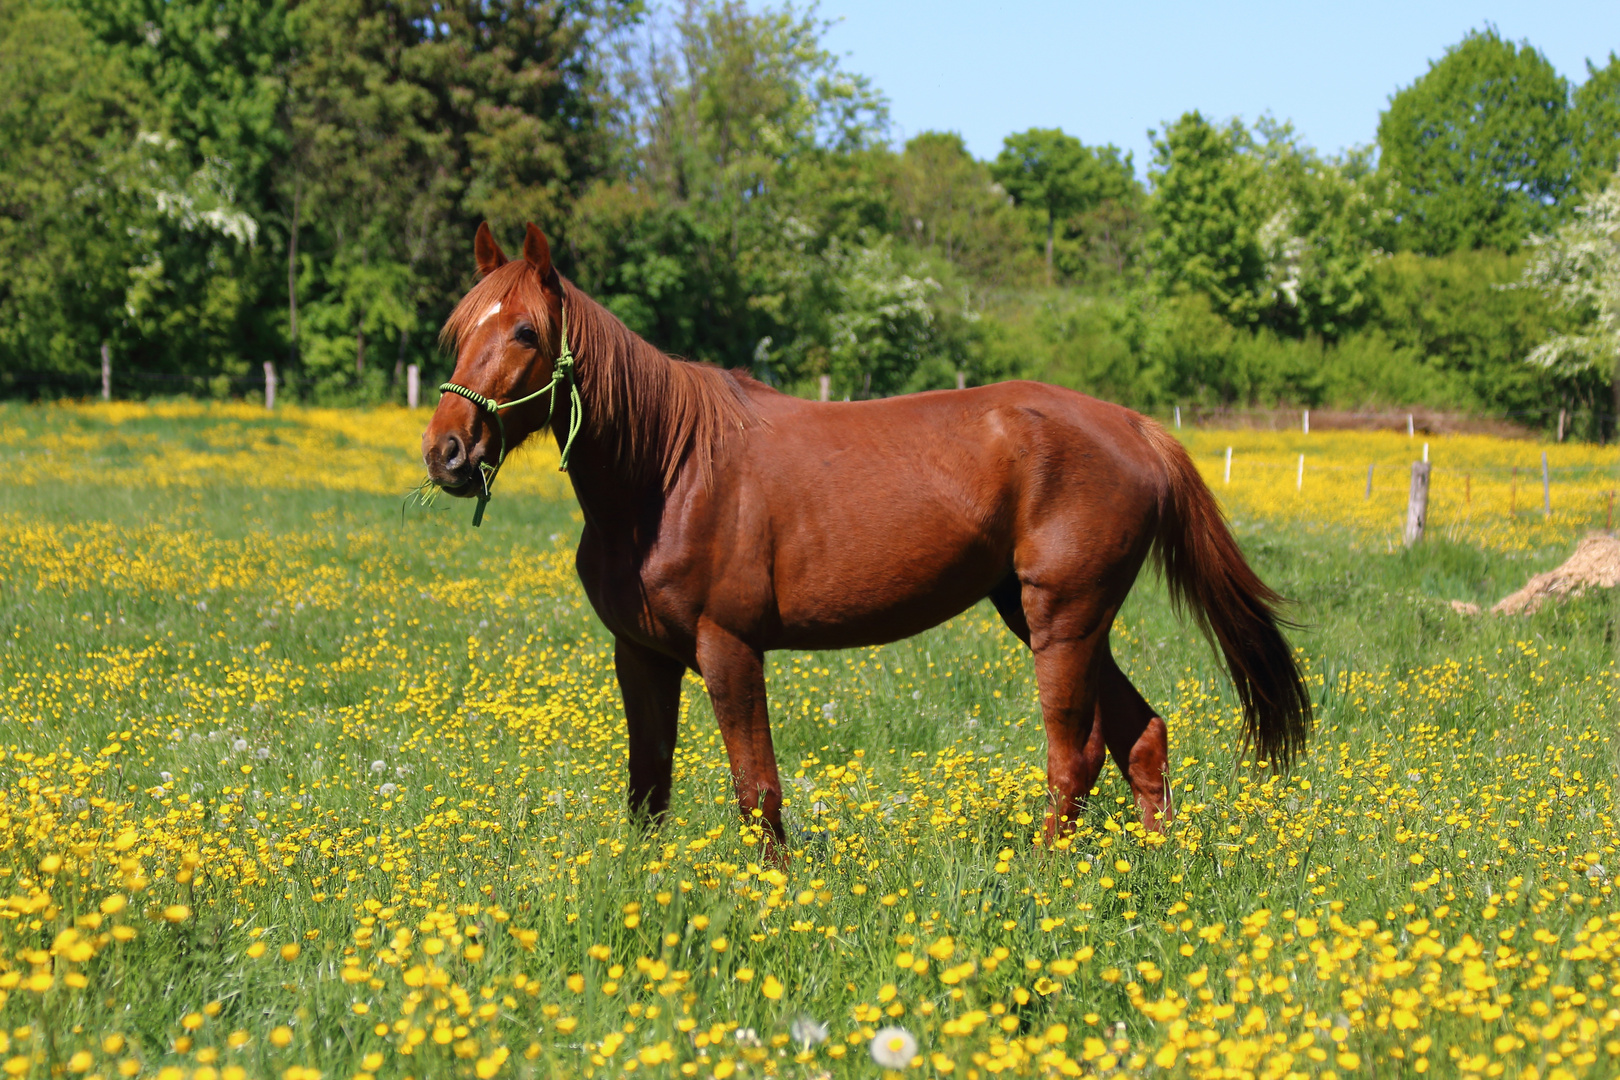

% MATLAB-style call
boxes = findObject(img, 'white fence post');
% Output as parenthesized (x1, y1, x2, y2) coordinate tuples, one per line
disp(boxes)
(100, 341, 111, 401)
(263, 361, 276, 410)
(1224, 447, 1232, 485)
(407, 363, 420, 409)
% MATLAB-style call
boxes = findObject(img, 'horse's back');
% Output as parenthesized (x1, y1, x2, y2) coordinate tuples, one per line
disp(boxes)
(703, 380, 1168, 648)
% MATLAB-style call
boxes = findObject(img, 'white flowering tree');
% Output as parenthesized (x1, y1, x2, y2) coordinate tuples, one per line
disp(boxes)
(1523, 177, 1620, 416)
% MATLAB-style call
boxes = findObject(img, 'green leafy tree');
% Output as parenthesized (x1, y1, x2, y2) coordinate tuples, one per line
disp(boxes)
(1250, 122, 1388, 338)
(892, 131, 1035, 286)
(65, 0, 291, 383)
(1377, 27, 1576, 254)
(573, 0, 890, 380)
(1574, 54, 1620, 191)
(821, 237, 938, 398)
(992, 128, 1132, 285)
(0, 0, 146, 391)
(1147, 112, 1267, 326)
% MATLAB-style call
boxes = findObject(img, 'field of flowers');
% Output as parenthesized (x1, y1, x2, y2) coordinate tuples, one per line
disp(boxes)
(0, 401, 1617, 1080)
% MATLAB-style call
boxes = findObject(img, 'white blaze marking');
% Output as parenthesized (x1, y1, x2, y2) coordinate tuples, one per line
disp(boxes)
(475, 301, 502, 326)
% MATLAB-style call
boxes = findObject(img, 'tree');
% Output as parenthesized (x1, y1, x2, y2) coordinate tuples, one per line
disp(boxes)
(992, 128, 1131, 285)
(1522, 176, 1620, 420)
(1147, 112, 1267, 326)
(0, 0, 147, 391)
(1574, 54, 1620, 191)
(573, 0, 891, 382)
(892, 131, 1035, 286)
(1250, 122, 1387, 339)
(1377, 27, 1576, 254)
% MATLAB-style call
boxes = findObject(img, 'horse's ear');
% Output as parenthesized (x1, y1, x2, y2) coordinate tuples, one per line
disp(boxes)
(474, 222, 507, 278)
(523, 223, 553, 277)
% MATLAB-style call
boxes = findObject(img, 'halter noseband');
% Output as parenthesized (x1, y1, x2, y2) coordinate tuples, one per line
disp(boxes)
(438, 303, 582, 527)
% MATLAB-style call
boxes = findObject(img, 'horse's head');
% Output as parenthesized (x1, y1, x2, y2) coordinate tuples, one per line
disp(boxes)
(422, 222, 565, 497)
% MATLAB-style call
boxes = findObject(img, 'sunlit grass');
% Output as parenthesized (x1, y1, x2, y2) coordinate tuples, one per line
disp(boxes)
(0, 402, 1616, 1079)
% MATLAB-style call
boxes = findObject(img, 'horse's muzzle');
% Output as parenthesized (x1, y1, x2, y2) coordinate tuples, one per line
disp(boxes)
(423, 430, 480, 495)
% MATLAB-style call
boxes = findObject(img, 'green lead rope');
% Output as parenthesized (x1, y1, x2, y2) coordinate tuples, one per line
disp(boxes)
(438, 305, 583, 527)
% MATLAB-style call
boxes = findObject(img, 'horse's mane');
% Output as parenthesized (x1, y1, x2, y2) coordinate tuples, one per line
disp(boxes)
(440, 261, 761, 490)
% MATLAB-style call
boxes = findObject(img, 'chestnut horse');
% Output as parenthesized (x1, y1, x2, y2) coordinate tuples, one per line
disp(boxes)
(422, 223, 1311, 843)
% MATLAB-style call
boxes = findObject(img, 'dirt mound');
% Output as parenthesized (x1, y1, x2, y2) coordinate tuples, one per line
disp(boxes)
(1492, 533, 1620, 615)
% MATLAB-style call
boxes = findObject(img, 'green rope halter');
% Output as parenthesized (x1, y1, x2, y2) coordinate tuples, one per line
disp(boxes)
(438, 304, 582, 527)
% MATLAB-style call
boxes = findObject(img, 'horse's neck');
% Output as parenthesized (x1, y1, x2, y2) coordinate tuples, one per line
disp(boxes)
(553, 311, 677, 532)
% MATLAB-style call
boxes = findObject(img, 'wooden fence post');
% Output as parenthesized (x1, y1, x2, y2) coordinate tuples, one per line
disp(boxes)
(1558, 409, 1566, 442)
(263, 361, 276, 410)
(407, 364, 420, 409)
(1224, 447, 1232, 485)
(956, 370, 966, 391)
(1296, 454, 1304, 490)
(819, 374, 830, 402)
(1404, 461, 1431, 547)
(100, 341, 111, 401)
(1407, 414, 1414, 438)
(1302, 409, 1309, 434)
(1174, 405, 1181, 429)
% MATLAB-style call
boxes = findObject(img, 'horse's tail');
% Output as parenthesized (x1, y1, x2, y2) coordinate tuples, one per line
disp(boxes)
(1135, 418, 1312, 768)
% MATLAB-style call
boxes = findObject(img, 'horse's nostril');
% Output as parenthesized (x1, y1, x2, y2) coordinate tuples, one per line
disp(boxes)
(440, 433, 466, 471)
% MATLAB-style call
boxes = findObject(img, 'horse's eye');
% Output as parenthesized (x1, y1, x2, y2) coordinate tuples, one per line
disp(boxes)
(514, 326, 539, 348)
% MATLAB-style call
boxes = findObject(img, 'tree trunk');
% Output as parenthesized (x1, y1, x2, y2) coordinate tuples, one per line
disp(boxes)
(1045, 208, 1054, 287)
(287, 173, 300, 368)
(1612, 368, 1620, 445)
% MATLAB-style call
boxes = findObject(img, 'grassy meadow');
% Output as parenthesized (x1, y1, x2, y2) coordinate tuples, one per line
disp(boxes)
(0, 402, 1618, 1080)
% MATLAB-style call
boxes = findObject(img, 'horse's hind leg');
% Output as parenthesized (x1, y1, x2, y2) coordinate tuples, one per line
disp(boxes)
(1026, 609, 1114, 841)
(1095, 650, 1170, 832)
(994, 573, 1109, 835)
(616, 637, 686, 827)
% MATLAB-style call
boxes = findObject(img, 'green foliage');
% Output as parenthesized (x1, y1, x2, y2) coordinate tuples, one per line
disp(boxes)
(1377, 28, 1577, 255)
(1574, 54, 1620, 191)
(1146, 113, 1268, 326)
(991, 128, 1137, 285)
(1368, 249, 1565, 412)
(1520, 176, 1620, 419)
(891, 132, 1036, 287)
(1, 3, 1613, 424)
(1147, 114, 1385, 340)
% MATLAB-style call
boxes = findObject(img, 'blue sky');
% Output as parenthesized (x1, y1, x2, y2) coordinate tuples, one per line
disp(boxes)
(817, 1, 1620, 174)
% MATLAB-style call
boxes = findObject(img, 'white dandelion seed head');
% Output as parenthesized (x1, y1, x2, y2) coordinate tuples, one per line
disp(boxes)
(911, 689, 922, 700)
(869, 1026, 917, 1068)
(790, 1016, 828, 1046)
(255, 747, 270, 760)
(370, 760, 386, 774)
(734, 1027, 760, 1047)
(380, 783, 398, 797)
(821, 702, 836, 719)
(160, 771, 173, 783)
(232, 738, 248, 752)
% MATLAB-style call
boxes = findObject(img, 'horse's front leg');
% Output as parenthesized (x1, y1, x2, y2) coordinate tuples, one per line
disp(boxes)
(693, 622, 786, 847)
(615, 636, 686, 828)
